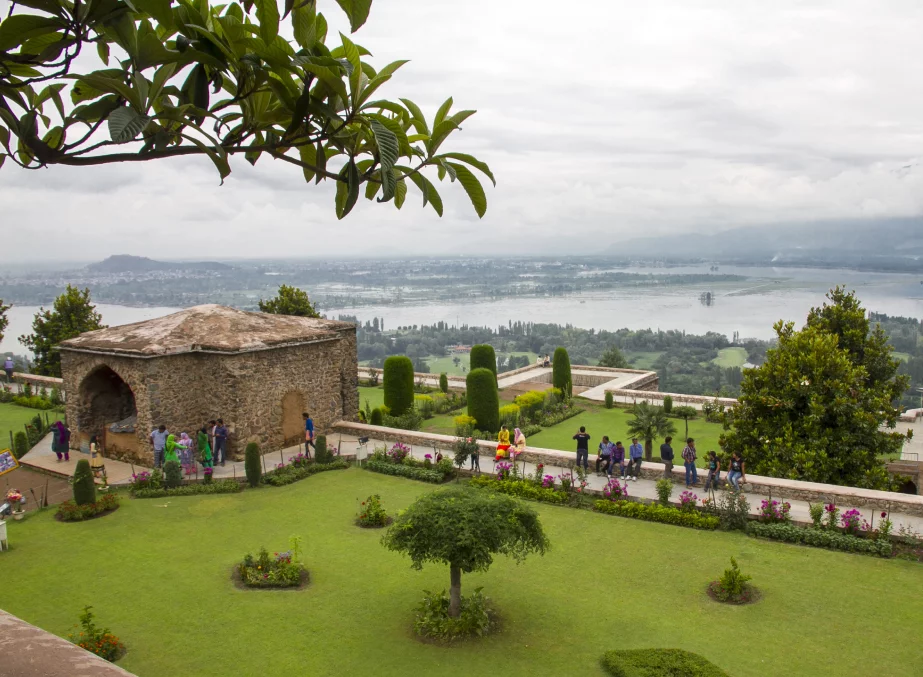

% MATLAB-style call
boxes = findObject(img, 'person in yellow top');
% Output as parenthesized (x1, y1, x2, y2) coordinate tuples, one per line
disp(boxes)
(495, 425, 511, 461)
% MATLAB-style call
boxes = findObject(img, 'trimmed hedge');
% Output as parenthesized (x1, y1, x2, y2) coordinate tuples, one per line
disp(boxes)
(469, 476, 568, 505)
(370, 407, 384, 426)
(73, 459, 96, 506)
(133, 480, 242, 498)
(748, 522, 892, 557)
(263, 460, 349, 486)
(470, 344, 497, 378)
(164, 460, 182, 489)
(594, 499, 719, 530)
(466, 367, 500, 433)
(663, 394, 673, 414)
(439, 372, 449, 394)
(366, 459, 444, 483)
(245, 442, 262, 487)
(56, 492, 119, 521)
(602, 649, 730, 677)
(13, 431, 29, 459)
(552, 347, 572, 397)
(384, 355, 415, 415)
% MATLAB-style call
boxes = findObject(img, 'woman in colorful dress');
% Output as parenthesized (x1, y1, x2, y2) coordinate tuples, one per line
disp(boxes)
(495, 425, 511, 461)
(89, 435, 105, 478)
(50, 421, 70, 462)
(512, 427, 527, 460)
(197, 425, 213, 469)
(163, 434, 185, 467)
(178, 432, 196, 475)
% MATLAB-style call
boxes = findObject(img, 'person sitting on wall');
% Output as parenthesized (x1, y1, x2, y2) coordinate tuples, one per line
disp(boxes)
(512, 427, 527, 460)
(495, 425, 511, 461)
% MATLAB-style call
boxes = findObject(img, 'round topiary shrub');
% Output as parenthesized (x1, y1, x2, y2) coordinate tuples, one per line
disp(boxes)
(663, 394, 673, 414)
(370, 407, 384, 426)
(245, 442, 262, 487)
(466, 368, 500, 433)
(384, 355, 415, 416)
(73, 459, 96, 506)
(13, 431, 29, 459)
(164, 460, 183, 489)
(469, 344, 497, 378)
(439, 372, 449, 394)
(552, 347, 572, 397)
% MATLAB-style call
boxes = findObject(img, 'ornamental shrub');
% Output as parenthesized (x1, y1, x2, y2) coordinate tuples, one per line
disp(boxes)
(552, 347, 572, 397)
(164, 460, 183, 489)
(655, 479, 673, 506)
(370, 407, 384, 426)
(593, 499, 719, 530)
(466, 367, 500, 433)
(469, 344, 497, 378)
(383, 355, 415, 415)
(602, 649, 731, 677)
(513, 390, 546, 421)
(69, 606, 125, 663)
(245, 442, 262, 487)
(748, 522, 892, 557)
(72, 459, 96, 506)
(415, 394, 435, 419)
(663, 394, 673, 414)
(712, 556, 752, 601)
(315, 434, 332, 464)
(366, 459, 444, 483)
(469, 475, 568, 505)
(439, 372, 449, 394)
(604, 391, 614, 409)
(13, 431, 29, 459)
(413, 588, 495, 642)
(499, 403, 520, 429)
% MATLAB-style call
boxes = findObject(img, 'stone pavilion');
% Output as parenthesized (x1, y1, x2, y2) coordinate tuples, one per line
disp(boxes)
(59, 305, 358, 464)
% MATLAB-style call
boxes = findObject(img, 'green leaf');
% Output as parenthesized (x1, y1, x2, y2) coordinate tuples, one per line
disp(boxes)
(369, 119, 398, 173)
(335, 158, 361, 219)
(365, 171, 381, 200)
(76, 73, 143, 111)
(334, 0, 372, 32)
(434, 96, 453, 128)
(340, 33, 362, 107)
(97, 41, 110, 65)
(400, 98, 429, 135)
(134, 0, 175, 30)
(394, 175, 406, 209)
(181, 133, 231, 183)
(314, 140, 326, 184)
(256, 0, 280, 45)
(108, 107, 152, 143)
(0, 15, 66, 52)
(297, 143, 316, 183)
(427, 119, 458, 156)
(448, 162, 487, 218)
(41, 126, 64, 150)
(292, 0, 316, 48)
(148, 63, 177, 107)
(407, 173, 444, 216)
(300, 63, 348, 103)
(436, 152, 496, 186)
(378, 163, 395, 202)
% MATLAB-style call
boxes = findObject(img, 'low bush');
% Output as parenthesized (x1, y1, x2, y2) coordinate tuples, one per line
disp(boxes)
(468, 475, 569, 505)
(748, 522, 892, 557)
(69, 606, 125, 663)
(513, 390, 546, 421)
(56, 492, 119, 521)
(601, 649, 730, 677)
(538, 404, 582, 427)
(73, 459, 96, 506)
(132, 480, 242, 498)
(370, 407, 384, 426)
(366, 459, 444, 483)
(498, 403, 520, 429)
(454, 414, 477, 435)
(439, 372, 449, 394)
(655, 479, 673, 506)
(662, 394, 673, 414)
(164, 460, 183, 489)
(702, 490, 750, 531)
(262, 461, 349, 487)
(239, 539, 305, 588)
(604, 391, 614, 409)
(383, 408, 423, 431)
(594, 499, 719, 530)
(414, 588, 495, 642)
(356, 494, 391, 527)
(11, 394, 56, 410)
(758, 498, 791, 523)
(708, 556, 755, 604)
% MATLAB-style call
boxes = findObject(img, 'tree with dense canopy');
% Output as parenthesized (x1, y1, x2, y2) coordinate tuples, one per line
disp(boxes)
(626, 401, 676, 461)
(381, 487, 548, 618)
(672, 405, 697, 440)
(598, 345, 629, 369)
(258, 284, 319, 317)
(20, 285, 105, 376)
(552, 346, 571, 397)
(722, 288, 908, 489)
(0, 0, 494, 219)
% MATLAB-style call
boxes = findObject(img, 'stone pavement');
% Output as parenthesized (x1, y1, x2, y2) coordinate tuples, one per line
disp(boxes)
(19, 434, 138, 486)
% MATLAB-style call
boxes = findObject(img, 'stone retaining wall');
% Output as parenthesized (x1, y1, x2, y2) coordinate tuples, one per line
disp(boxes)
(333, 421, 923, 517)
(606, 388, 737, 408)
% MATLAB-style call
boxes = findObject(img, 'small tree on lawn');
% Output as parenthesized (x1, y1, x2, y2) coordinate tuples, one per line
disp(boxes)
(626, 402, 676, 461)
(673, 406, 698, 440)
(439, 373, 449, 394)
(73, 459, 96, 506)
(552, 347, 572, 398)
(382, 487, 549, 618)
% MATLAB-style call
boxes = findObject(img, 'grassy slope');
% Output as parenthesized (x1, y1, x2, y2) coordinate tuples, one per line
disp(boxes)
(0, 402, 62, 452)
(1, 470, 921, 677)
(626, 351, 664, 370)
(711, 347, 748, 368)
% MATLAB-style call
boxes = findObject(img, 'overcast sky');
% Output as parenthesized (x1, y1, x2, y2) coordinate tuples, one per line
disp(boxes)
(2, 0, 923, 260)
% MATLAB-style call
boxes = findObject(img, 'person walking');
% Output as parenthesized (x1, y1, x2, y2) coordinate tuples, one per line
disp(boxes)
(572, 426, 591, 471)
(727, 451, 746, 491)
(197, 425, 213, 469)
(303, 412, 316, 455)
(660, 436, 674, 480)
(682, 438, 698, 488)
(50, 421, 70, 462)
(627, 437, 643, 480)
(611, 441, 626, 479)
(703, 451, 721, 492)
(3, 356, 13, 384)
(150, 424, 168, 469)
(596, 436, 614, 475)
(214, 419, 228, 466)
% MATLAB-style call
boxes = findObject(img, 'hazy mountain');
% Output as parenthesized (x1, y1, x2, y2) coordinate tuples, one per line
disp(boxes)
(87, 255, 232, 273)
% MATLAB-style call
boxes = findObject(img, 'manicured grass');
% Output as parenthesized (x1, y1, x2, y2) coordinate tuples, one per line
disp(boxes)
(529, 403, 723, 464)
(712, 347, 748, 368)
(358, 386, 385, 412)
(1, 470, 921, 677)
(625, 351, 664, 370)
(0, 402, 62, 452)
(425, 352, 538, 377)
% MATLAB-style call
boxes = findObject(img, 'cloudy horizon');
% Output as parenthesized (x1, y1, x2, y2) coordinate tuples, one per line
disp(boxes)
(2, 0, 922, 260)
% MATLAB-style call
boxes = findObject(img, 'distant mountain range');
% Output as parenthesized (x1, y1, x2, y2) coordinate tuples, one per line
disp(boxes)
(610, 217, 923, 271)
(87, 255, 232, 273)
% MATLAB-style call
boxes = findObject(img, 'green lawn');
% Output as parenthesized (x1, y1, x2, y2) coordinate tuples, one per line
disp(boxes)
(529, 403, 723, 463)
(625, 351, 664, 370)
(1, 470, 921, 677)
(712, 347, 748, 368)
(425, 352, 538, 377)
(358, 386, 385, 412)
(0, 402, 62, 452)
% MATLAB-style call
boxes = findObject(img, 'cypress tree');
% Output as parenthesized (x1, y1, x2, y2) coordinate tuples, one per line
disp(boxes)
(552, 347, 572, 398)
(245, 442, 262, 487)
(383, 356, 415, 415)
(73, 459, 96, 506)
(466, 368, 500, 433)
(439, 372, 449, 394)
(470, 344, 497, 379)
(370, 407, 384, 426)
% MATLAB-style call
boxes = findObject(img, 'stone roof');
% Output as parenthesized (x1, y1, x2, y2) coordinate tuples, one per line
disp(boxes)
(59, 304, 353, 357)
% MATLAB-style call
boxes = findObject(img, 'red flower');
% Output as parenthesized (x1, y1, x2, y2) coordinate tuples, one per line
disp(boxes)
(881, 512, 887, 518)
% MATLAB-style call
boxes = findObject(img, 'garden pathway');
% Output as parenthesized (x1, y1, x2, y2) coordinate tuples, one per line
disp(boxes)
(18, 433, 138, 486)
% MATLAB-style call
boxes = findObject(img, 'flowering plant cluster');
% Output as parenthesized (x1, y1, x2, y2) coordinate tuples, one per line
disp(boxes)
(388, 443, 411, 464)
(758, 499, 791, 524)
(823, 503, 840, 530)
(541, 474, 555, 488)
(129, 471, 152, 491)
(69, 606, 124, 663)
(679, 490, 698, 513)
(495, 462, 513, 481)
(424, 453, 433, 468)
(877, 511, 893, 541)
(603, 477, 628, 501)
(203, 466, 214, 484)
(841, 508, 864, 536)
(558, 474, 573, 492)
(56, 492, 119, 521)
(357, 494, 391, 528)
(289, 452, 310, 468)
(239, 544, 302, 588)
(5, 489, 23, 504)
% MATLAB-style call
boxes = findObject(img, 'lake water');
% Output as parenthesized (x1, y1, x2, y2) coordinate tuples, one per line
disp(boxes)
(2, 266, 921, 355)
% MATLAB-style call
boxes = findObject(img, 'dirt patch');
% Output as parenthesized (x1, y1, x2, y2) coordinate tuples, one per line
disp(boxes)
(230, 566, 310, 591)
(706, 581, 761, 605)
(1, 467, 73, 510)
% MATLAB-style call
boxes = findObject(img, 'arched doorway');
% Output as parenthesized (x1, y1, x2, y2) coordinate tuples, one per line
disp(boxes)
(78, 366, 138, 457)
(281, 391, 306, 447)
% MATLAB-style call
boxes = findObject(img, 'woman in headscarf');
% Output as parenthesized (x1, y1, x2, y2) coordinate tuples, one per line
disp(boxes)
(163, 434, 185, 466)
(197, 425, 213, 469)
(50, 421, 70, 462)
(178, 432, 195, 475)
(513, 427, 526, 459)
(89, 435, 105, 477)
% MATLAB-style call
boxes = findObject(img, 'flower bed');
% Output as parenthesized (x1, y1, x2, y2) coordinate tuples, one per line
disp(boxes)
(747, 523, 892, 558)
(365, 443, 454, 483)
(366, 459, 444, 483)
(593, 499, 720, 530)
(236, 542, 307, 589)
(413, 588, 496, 643)
(69, 606, 125, 663)
(468, 475, 569, 505)
(56, 492, 120, 522)
(356, 494, 392, 528)
(132, 480, 242, 499)
(263, 460, 349, 487)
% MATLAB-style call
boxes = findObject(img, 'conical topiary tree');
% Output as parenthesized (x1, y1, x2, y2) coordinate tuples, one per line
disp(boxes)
(164, 460, 183, 489)
(470, 345, 497, 379)
(552, 347, 572, 398)
(384, 355, 415, 416)
(439, 373, 449, 394)
(466, 368, 500, 433)
(73, 459, 96, 506)
(315, 434, 332, 464)
(245, 442, 262, 487)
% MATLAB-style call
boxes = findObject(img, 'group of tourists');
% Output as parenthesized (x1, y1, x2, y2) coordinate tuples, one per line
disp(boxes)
(149, 419, 228, 472)
(493, 425, 526, 464)
(576, 427, 645, 480)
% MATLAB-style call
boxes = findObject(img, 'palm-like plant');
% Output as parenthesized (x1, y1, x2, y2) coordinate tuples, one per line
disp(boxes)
(626, 402, 677, 461)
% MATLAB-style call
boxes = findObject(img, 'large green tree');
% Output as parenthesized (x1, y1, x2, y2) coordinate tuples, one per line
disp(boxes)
(20, 285, 105, 376)
(0, 0, 494, 219)
(722, 316, 906, 489)
(0, 299, 9, 345)
(382, 487, 548, 618)
(258, 284, 319, 317)
(626, 401, 676, 461)
(598, 345, 629, 369)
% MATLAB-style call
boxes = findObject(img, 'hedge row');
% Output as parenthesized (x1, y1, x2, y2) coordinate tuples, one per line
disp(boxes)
(748, 522, 892, 558)
(593, 500, 720, 530)
(56, 492, 119, 521)
(366, 459, 444, 483)
(132, 480, 242, 499)
(262, 461, 349, 486)
(469, 476, 569, 505)
(602, 649, 730, 677)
